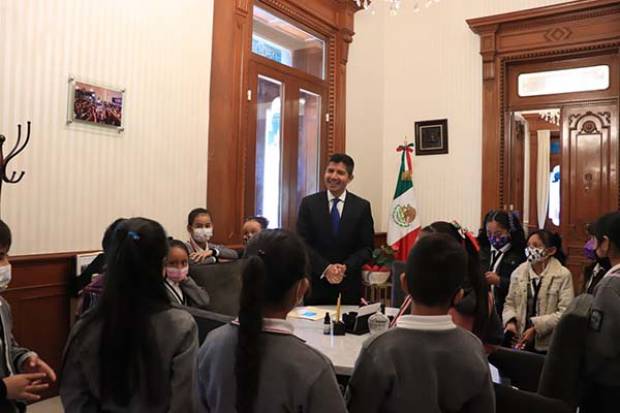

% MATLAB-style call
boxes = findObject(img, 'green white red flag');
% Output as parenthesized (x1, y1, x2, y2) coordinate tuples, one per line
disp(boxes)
(387, 143, 420, 261)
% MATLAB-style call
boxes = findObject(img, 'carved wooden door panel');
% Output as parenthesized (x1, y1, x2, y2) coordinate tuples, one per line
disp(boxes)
(561, 101, 619, 290)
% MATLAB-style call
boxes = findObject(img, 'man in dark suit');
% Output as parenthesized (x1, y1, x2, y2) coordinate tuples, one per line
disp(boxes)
(297, 154, 374, 305)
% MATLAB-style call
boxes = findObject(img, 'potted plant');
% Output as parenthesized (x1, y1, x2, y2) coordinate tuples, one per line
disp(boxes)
(361, 245, 396, 285)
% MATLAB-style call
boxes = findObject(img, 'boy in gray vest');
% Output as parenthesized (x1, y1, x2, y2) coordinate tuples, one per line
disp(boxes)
(347, 233, 495, 413)
(0, 220, 56, 412)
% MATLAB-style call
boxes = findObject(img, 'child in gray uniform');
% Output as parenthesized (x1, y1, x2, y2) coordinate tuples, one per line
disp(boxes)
(195, 229, 346, 413)
(347, 233, 495, 413)
(583, 211, 620, 412)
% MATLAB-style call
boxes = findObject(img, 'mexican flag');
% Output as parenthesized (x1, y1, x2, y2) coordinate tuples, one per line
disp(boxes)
(387, 143, 421, 261)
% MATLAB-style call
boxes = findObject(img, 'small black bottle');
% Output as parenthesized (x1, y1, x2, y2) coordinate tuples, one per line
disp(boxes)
(323, 312, 331, 335)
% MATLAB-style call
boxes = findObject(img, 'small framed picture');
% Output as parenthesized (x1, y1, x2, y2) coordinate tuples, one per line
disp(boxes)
(415, 119, 448, 155)
(75, 252, 102, 277)
(67, 77, 125, 131)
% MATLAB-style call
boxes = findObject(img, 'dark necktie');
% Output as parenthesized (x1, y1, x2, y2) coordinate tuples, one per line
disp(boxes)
(490, 250, 500, 271)
(330, 198, 341, 236)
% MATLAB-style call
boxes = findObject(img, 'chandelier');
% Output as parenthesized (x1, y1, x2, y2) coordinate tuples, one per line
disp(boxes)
(354, 0, 442, 15)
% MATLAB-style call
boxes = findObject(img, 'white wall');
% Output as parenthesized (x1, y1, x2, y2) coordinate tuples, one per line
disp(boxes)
(346, 3, 385, 227)
(0, 0, 214, 255)
(347, 0, 567, 233)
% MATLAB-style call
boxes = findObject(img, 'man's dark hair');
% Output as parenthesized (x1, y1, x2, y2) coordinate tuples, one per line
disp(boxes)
(244, 216, 269, 230)
(0, 220, 11, 251)
(187, 208, 211, 227)
(328, 153, 355, 176)
(406, 233, 467, 307)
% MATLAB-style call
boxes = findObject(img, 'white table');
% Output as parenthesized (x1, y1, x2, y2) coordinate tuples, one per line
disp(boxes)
(288, 305, 397, 376)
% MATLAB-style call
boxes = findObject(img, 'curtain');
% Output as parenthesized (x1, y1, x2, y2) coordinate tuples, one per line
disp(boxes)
(523, 120, 530, 227)
(537, 130, 551, 229)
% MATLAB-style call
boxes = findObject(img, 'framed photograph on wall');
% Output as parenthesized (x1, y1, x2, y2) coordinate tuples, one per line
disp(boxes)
(67, 77, 125, 131)
(415, 119, 448, 155)
(75, 251, 102, 277)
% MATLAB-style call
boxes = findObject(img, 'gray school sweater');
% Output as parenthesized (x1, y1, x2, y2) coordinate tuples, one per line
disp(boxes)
(347, 315, 495, 413)
(585, 267, 620, 386)
(60, 307, 198, 413)
(195, 321, 346, 413)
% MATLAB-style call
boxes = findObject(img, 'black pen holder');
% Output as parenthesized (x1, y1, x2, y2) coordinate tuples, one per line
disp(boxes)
(342, 311, 372, 335)
(332, 321, 346, 336)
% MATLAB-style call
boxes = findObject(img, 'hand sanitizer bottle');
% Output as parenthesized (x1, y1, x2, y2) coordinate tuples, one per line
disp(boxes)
(368, 304, 389, 335)
(323, 312, 331, 335)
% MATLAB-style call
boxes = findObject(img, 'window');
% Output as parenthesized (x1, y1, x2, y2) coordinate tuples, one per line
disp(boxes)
(252, 5, 325, 79)
(252, 35, 292, 67)
(247, 5, 328, 229)
(518, 65, 609, 97)
(254, 76, 283, 228)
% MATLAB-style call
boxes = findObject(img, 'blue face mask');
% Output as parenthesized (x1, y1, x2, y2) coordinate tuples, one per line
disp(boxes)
(488, 234, 510, 250)
(584, 239, 597, 261)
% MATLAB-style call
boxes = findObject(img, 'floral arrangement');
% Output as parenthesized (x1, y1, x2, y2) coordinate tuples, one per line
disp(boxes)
(362, 245, 396, 272)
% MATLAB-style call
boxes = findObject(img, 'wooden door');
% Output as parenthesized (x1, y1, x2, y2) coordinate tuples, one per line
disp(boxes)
(561, 101, 619, 291)
(246, 61, 327, 230)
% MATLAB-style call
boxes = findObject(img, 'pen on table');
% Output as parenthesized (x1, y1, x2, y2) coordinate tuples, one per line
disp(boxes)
(336, 293, 341, 322)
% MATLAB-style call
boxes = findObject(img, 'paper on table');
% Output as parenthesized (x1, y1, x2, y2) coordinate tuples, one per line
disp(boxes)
(288, 307, 337, 321)
(356, 302, 381, 317)
(489, 363, 501, 384)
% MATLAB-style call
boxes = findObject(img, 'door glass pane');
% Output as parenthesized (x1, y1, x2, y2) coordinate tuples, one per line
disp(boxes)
(297, 89, 321, 199)
(252, 5, 325, 79)
(255, 75, 283, 227)
(518, 65, 609, 97)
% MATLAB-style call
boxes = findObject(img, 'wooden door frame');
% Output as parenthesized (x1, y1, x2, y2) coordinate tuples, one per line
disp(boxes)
(208, 0, 360, 245)
(467, 0, 620, 218)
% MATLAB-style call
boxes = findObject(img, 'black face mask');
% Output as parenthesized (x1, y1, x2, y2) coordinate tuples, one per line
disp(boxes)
(597, 256, 612, 271)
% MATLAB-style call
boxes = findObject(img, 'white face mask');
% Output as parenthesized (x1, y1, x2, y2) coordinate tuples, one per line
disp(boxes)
(0, 265, 12, 290)
(526, 247, 547, 264)
(192, 227, 213, 243)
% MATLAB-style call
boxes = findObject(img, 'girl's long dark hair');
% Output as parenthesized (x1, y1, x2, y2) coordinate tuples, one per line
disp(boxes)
(236, 229, 308, 413)
(477, 209, 526, 252)
(423, 221, 490, 339)
(94, 217, 171, 406)
(528, 229, 567, 265)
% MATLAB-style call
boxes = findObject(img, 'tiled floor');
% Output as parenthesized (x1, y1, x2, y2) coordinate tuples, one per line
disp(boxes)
(28, 396, 63, 413)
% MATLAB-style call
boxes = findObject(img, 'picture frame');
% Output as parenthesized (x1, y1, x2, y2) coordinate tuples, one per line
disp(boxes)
(75, 251, 102, 277)
(67, 77, 125, 132)
(414, 119, 448, 155)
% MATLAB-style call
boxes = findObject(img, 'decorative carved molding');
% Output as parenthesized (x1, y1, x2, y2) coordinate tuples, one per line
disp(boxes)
(502, 5, 620, 31)
(468, 0, 620, 30)
(236, 0, 251, 13)
(261, 0, 337, 33)
(328, 34, 338, 155)
(567, 111, 612, 135)
(499, 59, 507, 207)
(543, 27, 573, 42)
(501, 41, 620, 62)
(340, 28, 354, 64)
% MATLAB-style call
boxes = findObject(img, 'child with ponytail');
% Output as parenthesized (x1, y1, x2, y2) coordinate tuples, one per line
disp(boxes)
(196, 229, 346, 413)
(421, 221, 503, 344)
(478, 210, 527, 318)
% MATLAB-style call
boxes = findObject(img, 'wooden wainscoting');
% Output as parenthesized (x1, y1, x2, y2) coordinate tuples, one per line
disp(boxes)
(374, 232, 387, 248)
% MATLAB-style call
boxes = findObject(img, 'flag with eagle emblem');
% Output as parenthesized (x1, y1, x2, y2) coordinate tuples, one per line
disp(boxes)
(387, 142, 420, 261)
